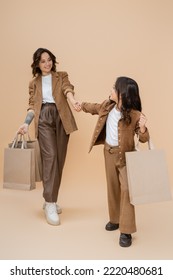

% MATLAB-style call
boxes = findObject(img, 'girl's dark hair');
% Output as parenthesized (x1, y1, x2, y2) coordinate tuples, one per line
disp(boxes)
(31, 48, 57, 77)
(114, 76, 142, 124)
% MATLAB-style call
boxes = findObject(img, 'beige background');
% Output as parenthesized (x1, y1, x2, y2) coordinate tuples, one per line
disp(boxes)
(0, 0, 173, 260)
(0, 0, 173, 183)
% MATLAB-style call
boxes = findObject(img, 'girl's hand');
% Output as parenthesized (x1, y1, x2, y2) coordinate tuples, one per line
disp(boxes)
(139, 113, 147, 133)
(69, 98, 81, 112)
(73, 101, 82, 112)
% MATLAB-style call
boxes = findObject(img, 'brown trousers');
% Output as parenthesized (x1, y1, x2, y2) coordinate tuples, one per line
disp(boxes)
(104, 143, 136, 234)
(38, 103, 69, 202)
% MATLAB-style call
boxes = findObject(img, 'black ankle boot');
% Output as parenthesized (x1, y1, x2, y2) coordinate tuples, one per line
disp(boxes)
(105, 222, 119, 231)
(119, 233, 132, 247)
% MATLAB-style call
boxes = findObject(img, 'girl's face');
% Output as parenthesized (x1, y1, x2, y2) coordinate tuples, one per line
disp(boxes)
(39, 52, 53, 76)
(110, 87, 118, 102)
(109, 87, 122, 109)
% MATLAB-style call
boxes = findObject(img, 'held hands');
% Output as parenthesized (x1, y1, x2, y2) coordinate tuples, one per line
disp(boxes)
(68, 98, 82, 112)
(73, 101, 82, 112)
(69, 98, 82, 112)
(66, 92, 82, 112)
(139, 113, 147, 133)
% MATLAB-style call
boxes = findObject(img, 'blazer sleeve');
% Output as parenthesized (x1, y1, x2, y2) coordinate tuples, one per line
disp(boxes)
(27, 79, 35, 111)
(61, 72, 75, 97)
(81, 102, 102, 115)
(134, 112, 150, 143)
(138, 128, 150, 143)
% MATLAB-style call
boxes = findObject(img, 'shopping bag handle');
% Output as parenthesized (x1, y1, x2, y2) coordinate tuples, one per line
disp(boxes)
(11, 134, 27, 149)
(135, 135, 155, 151)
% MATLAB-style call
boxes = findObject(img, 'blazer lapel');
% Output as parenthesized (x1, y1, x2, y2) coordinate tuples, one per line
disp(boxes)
(100, 101, 115, 117)
(35, 75, 42, 96)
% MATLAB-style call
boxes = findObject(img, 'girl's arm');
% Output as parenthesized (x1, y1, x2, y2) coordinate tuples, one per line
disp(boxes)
(137, 113, 149, 142)
(139, 113, 147, 133)
(81, 102, 102, 115)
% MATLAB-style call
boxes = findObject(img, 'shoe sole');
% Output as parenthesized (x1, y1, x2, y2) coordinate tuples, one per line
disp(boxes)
(44, 213, 60, 226)
(105, 226, 119, 231)
(119, 240, 132, 247)
(46, 219, 60, 226)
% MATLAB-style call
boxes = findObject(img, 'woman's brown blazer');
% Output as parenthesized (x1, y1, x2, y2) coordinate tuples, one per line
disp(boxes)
(27, 71, 78, 137)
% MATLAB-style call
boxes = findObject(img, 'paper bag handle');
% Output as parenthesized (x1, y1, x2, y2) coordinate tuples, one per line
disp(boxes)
(135, 135, 155, 151)
(11, 134, 27, 149)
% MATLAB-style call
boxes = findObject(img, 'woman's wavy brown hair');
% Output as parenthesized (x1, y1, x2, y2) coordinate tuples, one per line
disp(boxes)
(31, 48, 58, 77)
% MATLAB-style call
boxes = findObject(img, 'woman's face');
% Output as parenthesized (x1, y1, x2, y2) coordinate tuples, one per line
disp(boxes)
(39, 52, 53, 75)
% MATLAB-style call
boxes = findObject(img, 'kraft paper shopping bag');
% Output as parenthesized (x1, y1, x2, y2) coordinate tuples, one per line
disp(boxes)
(24, 139, 42, 182)
(9, 134, 42, 182)
(125, 140, 172, 205)
(3, 146, 36, 191)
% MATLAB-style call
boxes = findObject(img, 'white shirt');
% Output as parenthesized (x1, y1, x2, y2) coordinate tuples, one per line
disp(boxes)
(106, 106, 121, 146)
(42, 74, 55, 103)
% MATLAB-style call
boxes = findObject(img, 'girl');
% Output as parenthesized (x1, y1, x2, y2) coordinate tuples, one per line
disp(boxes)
(81, 76, 149, 247)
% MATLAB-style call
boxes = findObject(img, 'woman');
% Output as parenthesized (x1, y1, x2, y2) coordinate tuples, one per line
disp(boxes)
(80, 77, 149, 247)
(18, 48, 80, 226)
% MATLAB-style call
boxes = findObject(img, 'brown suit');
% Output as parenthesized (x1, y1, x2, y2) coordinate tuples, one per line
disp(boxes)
(82, 99, 149, 234)
(28, 71, 77, 202)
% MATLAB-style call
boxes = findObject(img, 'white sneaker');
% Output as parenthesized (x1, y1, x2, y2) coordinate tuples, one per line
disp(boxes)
(43, 202, 62, 214)
(44, 202, 60, 226)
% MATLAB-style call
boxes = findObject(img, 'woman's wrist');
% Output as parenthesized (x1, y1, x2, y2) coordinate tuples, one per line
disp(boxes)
(24, 111, 34, 125)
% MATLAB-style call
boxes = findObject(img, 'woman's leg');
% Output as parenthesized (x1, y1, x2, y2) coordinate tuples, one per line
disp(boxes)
(38, 103, 69, 203)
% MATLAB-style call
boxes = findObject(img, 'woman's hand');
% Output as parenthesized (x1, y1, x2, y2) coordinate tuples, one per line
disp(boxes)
(17, 123, 29, 135)
(66, 92, 81, 111)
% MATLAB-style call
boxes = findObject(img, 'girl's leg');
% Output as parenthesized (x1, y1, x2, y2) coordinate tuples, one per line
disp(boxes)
(104, 147, 121, 224)
(118, 165, 136, 234)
